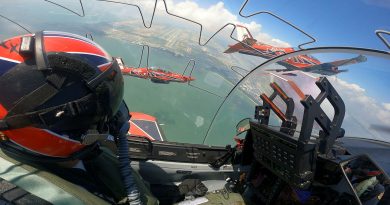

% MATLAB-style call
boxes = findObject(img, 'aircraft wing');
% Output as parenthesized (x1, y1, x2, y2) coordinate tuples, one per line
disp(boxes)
(328, 54, 367, 67)
(303, 54, 367, 72)
(224, 42, 244, 53)
(224, 38, 257, 53)
(265, 68, 293, 72)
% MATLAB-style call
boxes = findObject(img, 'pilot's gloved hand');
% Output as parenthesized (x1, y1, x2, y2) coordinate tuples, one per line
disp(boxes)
(361, 183, 385, 205)
(378, 182, 390, 205)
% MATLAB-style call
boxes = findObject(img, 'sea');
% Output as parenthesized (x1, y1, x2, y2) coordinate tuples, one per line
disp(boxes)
(0, 1, 262, 146)
(96, 35, 257, 146)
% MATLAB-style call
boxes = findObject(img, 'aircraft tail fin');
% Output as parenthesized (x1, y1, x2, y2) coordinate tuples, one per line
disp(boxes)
(236, 24, 254, 41)
(224, 25, 257, 53)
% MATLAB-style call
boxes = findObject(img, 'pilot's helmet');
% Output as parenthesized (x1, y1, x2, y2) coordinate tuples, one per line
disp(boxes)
(0, 31, 125, 160)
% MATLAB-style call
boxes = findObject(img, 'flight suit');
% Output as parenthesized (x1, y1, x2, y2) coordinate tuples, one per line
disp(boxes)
(0, 148, 158, 205)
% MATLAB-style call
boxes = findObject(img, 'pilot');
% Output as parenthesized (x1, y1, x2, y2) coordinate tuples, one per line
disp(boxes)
(345, 158, 386, 205)
(0, 31, 157, 204)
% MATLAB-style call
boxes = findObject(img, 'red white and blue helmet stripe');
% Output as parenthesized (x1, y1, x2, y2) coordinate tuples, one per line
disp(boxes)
(0, 31, 113, 76)
(43, 31, 112, 71)
(0, 56, 21, 76)
(0, 36, 24, 76)
(0, 31, 123, 158)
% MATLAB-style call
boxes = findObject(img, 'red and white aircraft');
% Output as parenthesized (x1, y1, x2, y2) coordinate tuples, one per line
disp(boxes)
(224, 25, 367, 76)
(115, 58, 195, 83)
(128, 112, 166, 141)
(148, 67, 195, 84)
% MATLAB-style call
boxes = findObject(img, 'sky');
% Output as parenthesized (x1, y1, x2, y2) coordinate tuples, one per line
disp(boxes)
(150, 0, 390, 97)
(177, 0, 390, 139)
(117, 0, 390, 52)
(1, 0, 389, 139)
(2, 0, 389, 49)
(206, 0, 390, 50)
(1, 0, 389, 96)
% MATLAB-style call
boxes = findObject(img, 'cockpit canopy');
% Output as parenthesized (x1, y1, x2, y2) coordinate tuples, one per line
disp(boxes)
(206, 48, 390, 145)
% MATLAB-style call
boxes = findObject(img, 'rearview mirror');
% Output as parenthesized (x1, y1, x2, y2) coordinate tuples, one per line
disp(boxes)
(236, 118, 251, 136)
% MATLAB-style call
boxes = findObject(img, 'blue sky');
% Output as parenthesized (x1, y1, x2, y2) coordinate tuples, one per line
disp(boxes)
(1, 0, 388, 101)
(203, 0, 390, 101)
(1, 0, 389, 139)
(197, 0, 390, 50)
(187, 0, 390, 134)
(181, 1, 389, 104)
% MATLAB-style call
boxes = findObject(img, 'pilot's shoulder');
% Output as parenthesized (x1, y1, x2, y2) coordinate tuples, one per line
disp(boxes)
(0, 176, 51, 205)
(0, 150, 109, 205)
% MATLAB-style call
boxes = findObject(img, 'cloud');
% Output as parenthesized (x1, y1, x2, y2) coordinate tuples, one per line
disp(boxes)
(336, 79, 366, 93)
(332, 78, 390, 139)
(159, 0, 291, 47)
(242, 21, 291, 47)
(362, 0, 390, 9)
(383, 103, 390, 111)
(94, 0, 290, 47)
(292, 76, 390, 140)
(169, 1, 237, 28)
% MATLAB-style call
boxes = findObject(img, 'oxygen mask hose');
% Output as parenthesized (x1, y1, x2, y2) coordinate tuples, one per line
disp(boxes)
(118, 121, 142, 205)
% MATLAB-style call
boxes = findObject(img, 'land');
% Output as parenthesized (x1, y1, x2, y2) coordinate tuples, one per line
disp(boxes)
(104, 20, 270, 105)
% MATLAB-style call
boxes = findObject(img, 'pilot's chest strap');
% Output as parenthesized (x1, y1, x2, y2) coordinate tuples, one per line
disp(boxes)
(0, 149, 109, 205)
(82, 147, 159, 205)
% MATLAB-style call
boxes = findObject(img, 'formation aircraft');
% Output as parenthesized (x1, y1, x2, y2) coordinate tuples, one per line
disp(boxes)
(116, 58, 195, 84)
(224, 25, 367, 76)
(128, 112, 166, 141)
